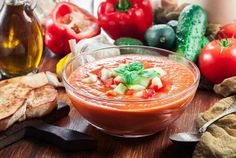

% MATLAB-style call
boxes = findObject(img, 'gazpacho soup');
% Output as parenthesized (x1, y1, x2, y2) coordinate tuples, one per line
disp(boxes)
(65, 54, 198, 137)
(68, 55, 195, 106)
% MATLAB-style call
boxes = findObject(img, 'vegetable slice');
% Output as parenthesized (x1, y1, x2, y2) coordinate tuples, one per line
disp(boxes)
(114, 83, 127, 95)
(82, 73, 98, 83)
(133, 90, 144, 97)
(114, 76, 123, 83)
(133, 77, 151, 88)
(128, 85, 146, 91)
(101, 68, 113, 81)
(144, 67, 166, 77)
(151, 77, 163, 89)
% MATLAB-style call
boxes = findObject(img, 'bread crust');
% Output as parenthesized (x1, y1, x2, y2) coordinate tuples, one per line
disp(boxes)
(26, 85, 57, 118)
(0, 73, 58, 131)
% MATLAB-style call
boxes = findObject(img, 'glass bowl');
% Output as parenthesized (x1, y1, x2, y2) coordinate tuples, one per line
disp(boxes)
(62, 46, 200, 138)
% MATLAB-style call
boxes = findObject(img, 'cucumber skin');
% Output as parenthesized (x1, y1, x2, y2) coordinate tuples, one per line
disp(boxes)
(114, 37, 144, 46)
(176, 4, 207, 62)
(201, 36, 209, 48)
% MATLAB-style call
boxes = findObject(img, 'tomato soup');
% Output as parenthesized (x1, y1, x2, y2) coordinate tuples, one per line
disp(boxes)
(66, 54, 198, 137)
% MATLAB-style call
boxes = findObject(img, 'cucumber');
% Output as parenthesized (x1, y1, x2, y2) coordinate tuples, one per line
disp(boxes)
(114, 76, 123, 83)
(82, 74, 98, 83)
(201, 36, 209, 48)
(114, 37, 143, 46)
(114, 83, 127, 95)
(133, 90, 144, 97)
(151, 77, 163, 88)
(128, 85, 146, 91)
(145, 67, 166, 77)
(176, 4, 207, 62)
(101, 68, 113, 81)
(133, 77, 151, 88)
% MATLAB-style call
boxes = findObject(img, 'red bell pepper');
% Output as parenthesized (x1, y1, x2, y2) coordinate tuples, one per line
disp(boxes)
(45, 2, 101, 56)
(97, 0, 153, 40)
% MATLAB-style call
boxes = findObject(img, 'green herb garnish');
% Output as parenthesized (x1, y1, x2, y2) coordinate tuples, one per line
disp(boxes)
(113, 62, 160, 85)
(114, 62, 144, 85)
(114, 62, 144, 74)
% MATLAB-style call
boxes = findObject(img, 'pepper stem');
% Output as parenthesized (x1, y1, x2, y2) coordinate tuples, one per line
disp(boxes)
(116, 0, 131, 12)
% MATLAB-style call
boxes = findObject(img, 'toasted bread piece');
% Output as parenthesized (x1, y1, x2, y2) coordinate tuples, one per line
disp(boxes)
(0, 84, 58, 131)
(0, 72, 59, 131)
(0, 72, 63, 89)
(21, 72, 49, 88)
(0, 83, 31, 120)
(26, 85, 58, 118)
(0, 102, 27, 131)
(0, 72, 49, 88)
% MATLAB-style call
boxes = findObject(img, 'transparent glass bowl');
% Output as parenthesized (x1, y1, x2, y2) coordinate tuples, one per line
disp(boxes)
(63, 46, 200, 138)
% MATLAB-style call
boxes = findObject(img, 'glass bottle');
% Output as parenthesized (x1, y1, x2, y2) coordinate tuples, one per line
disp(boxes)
(0, 0, 43, 77)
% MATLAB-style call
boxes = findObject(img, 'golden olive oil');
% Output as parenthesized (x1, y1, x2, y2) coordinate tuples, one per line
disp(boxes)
(0, 1, 43, 77)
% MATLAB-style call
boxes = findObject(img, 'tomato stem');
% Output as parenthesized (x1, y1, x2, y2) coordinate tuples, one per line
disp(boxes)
(220, 39, 231, 48)
(116, 0, 131, 12)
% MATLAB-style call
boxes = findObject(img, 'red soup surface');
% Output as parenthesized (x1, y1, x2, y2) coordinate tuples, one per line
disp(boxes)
(67, 55, 197, 136)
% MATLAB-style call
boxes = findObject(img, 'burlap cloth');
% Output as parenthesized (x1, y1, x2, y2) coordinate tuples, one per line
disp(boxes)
(193, 96, 236, 158)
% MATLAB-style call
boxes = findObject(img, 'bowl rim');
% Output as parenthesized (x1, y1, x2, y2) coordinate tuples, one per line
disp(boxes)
(62, 46, 200, 103)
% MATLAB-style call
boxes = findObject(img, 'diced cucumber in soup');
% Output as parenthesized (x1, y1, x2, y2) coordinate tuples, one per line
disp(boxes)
(133, 90, 144, 97)
(151, 77, 163, 88)
(133, 77, 151, 88)
(114, 83, 127, 95)
(128, 85, 146, 91)
(82, 74, 98, 83)
(101, 68, 113, 81)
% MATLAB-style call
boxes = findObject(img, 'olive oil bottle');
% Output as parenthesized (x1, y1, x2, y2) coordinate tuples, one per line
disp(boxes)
(0, 0, 43, 77)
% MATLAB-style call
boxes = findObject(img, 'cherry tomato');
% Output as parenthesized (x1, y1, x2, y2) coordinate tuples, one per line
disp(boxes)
(199, 39, 236, 84)
(216, 23, 236, 39)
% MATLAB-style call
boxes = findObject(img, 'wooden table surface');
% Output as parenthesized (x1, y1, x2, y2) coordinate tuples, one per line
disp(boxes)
(0, 49, 222, 158)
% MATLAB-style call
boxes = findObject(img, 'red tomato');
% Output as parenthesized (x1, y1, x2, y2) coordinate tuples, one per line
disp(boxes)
(158, 79, 170, 92)
(90, 66, 104, 78)
(103, 78, 115, 88)
(151, 85, 159, 92)
(106, 91, 117, 97)
(216, 23, 236, 39)
(198, 39, 236, 84)
(126, 90, 135, 95)
(143, 89, 156, 99)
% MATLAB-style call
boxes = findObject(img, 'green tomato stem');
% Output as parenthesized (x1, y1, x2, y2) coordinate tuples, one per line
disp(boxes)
(220, 39, 231, 48)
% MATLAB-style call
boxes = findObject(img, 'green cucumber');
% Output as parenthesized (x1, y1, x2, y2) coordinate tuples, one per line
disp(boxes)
(114, 83, 127, 95)
(128, 85, 146, 91)
(114, 37, 143, 46)
(176, 4, 207, 62)
(101, 68, 113, 81)
(144, 67, 166, 77)
(151, 77, 163, 88)
(201, 36, 209, 48)
(133, 77, 151, 88)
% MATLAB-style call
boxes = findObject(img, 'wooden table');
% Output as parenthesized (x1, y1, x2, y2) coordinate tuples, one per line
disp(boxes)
(0, 50, 222, 158)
